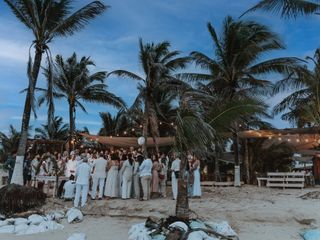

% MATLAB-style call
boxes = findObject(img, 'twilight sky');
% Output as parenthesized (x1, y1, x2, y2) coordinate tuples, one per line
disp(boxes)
(0, 0, 319, 135)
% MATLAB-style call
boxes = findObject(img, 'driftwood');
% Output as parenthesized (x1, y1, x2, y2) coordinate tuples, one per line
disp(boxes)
(12, 210, 44, 218)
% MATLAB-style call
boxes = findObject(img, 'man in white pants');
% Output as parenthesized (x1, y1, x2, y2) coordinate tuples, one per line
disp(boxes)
(74, 157, 91, 208)
(91, 152, 107, 200)
(171, 154, 181, 200)
(139, 153, 152, 201)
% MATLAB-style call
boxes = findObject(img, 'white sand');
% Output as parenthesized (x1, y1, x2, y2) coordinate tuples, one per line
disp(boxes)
(2, 185, 320, 240)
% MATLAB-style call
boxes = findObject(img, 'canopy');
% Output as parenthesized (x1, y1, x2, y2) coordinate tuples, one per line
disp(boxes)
(80, 133, 174, 148)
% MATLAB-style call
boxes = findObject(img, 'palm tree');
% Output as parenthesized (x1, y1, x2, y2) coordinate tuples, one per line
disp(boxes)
(109, 39, 190, 154)
(0, 126, 21, 163)
(273, 49, 320, 127)
(41, 53, 125, 146)
(98, 111, 132, 137)
(182, 16, 301, 184)
(35, 116, 69, 140)
(5, 0, 107, 185)
(243, 0, 320, 18)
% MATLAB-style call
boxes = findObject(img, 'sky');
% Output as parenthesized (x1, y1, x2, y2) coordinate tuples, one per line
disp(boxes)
(0, 0, 320, 135)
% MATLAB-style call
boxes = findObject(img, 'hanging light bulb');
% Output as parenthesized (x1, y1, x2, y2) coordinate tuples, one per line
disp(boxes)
(268, 136, 272, 140)
(132, 128, 135, 132)
(296, 139, 300, 143)
(278, 137, 282, 141)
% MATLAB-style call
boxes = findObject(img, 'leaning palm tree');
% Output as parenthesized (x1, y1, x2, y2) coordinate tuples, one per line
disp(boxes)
(5, 0, 107, 185)
(273, 48, 320, 127)
(242, 0, 320, 18)
(41, 53, 125, 146)
(109, 39, 190, 153)
(35, 116, 69, 140)
(182, 16, 301, 184)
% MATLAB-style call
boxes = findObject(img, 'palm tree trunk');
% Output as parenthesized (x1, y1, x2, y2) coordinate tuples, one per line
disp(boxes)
(214, 150, 221, 182)
(233, 130, 241, 187)
(142, 100, 149, 155)
(69, 102, 75, 150)
(244, 139, 250, 184)
(11, 48, 43, 185)
(175, 154, 189, 220)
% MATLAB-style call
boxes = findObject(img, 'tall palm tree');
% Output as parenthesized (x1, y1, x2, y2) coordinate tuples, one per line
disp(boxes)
(273, 48, 320, 127)
(41, 53, 125, 146)
(109, 39, 190, 154)
(182, 16, 301, 184)
(98, 111, 132, 137)
(243, 0, 320, 18)
(35, 116, 69, 140)
(5, 0, 107, 185)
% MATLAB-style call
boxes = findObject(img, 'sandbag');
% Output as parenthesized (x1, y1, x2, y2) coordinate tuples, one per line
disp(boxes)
(67, 208, 83, 224)
(169, 221, 189, 232)
(67, 233, 87, 240)
(128, 223, 151, 240)
(302, 229, 320, 240)
(47, 210, 65, 222)
(39, 220, 64, 232)
(14, 223, 29, 235)
(0, 220, 8, 227)
(28, 214, 45, 225)
(189, 220, 207, 229)
(206, 221, 237, 237)
(187, 230, 218, 240)
(14, 218, 28, 225)
(22, 225, 44, 235)
(0, 225, 15, 234)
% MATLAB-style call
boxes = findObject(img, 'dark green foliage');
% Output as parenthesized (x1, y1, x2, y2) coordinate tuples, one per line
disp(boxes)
(0, 184, 46, 217)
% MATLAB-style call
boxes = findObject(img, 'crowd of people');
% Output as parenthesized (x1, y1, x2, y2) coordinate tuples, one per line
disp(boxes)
(4, 148, 202, 208)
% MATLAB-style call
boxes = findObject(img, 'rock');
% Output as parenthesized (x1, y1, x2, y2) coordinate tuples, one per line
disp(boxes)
(28, 214, 45, 225)
(0, 220, 8, 227)
(67, 208, 83, 224)
(168, 221, 189, 232)
(0, 225, 15, 234)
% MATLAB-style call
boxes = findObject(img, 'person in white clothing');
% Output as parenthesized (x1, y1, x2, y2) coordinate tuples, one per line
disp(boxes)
(31, 155, 39, 187)
(139, 153, 153, 201)
(66, 153, 77, 177)
(171, 154, 181, 200)
(74, 157, 91, 208)
(63, 175, 76, 201)
(192, 157, 202, 198)
(91, 152, 107, 200)
(120, 154, 134, 199)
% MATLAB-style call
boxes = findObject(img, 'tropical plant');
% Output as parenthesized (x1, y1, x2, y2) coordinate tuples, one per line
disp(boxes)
(98, 111, 133, 136)
(0, 126, 21, 162)
(181, 16, 301, 183)
(273, 49, 320, 127)
(5, 0, 107, 185)
(108, 39, 191, 153)
(243, 0, 320, 18)
(35, 116, 69, 140)
(40, 53, 125, 145)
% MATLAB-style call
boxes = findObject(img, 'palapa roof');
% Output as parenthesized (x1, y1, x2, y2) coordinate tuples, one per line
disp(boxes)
(80, 133, 174, 148)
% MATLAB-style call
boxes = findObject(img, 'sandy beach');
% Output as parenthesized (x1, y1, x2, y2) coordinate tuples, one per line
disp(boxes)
(2, 185, 320, 240)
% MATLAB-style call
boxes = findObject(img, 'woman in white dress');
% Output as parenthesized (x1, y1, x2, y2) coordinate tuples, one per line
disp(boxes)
(120, 154, 133, 199)
(192, 157, 201, 198)
(132, 155, 140, 199)
(104, 154, 120, 199)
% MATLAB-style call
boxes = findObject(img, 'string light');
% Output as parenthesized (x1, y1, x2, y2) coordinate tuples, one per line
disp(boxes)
(116, 134, 119, 137)
(268, 136, 272, 139)
(278, 137, 282, 141)
(124, 131, 127, 135)
(305, 139, 309, 143)
(131, 128, 135, 132)
(171, 122, 174, 126)
(160, 122, 162, 125)
(296, 139, 300, 143)
(110, 136, 113, 139)
(139, 125, 143, 128)
(287, 138, 291, 142)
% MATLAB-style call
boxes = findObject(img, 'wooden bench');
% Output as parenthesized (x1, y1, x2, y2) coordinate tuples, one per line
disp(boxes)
(266, 172, 305, 189)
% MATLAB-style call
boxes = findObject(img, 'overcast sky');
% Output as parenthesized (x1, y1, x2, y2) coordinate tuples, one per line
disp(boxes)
(0, 0, 320, 135)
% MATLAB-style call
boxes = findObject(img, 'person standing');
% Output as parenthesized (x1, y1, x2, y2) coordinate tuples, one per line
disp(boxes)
(91, 152, 107, 200)
(66, 152, 77, 177)
(159, 154, 168, 198)
(192, 157, 202, 198)
(132, 154, 140, 199)
(171, 153, 181, 200)
(104, 154, 120, 199)
(31, 155, 39, 187)
(120, 154, 133, 199)
(151, 155, 161, 198)
(139, 153, 152, 201)
(74, 157, 91, 208)
(4, 153, 15, 184)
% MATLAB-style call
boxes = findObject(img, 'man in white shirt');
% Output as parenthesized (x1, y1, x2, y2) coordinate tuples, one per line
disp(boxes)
(74, 156, 91, 208)
(91, 152, 107, 200)
(139, 153, 152, 201)
(63, 175, 76, 201)
(171, 153, 181, 200)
